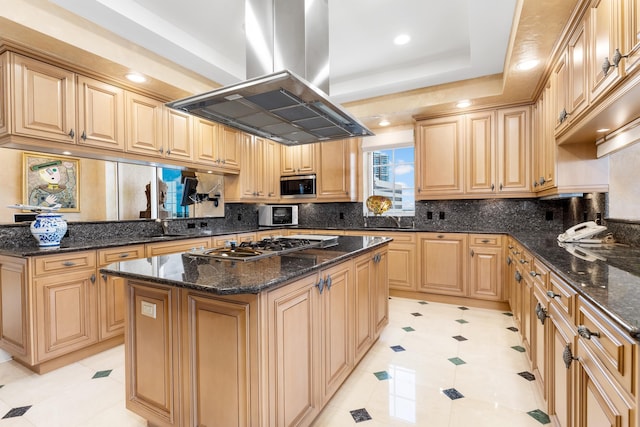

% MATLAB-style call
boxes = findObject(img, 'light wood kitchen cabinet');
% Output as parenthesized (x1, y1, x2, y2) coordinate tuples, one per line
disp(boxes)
(353, 253, 375, 363)
(228, 135, 279, 201)
(418, 233, 468, 296)
(125, 91, 164, 158)
(497, 106, 531, 194)
(465, 111, 496, 195)
(386, 233, 417, 291)
(193, 118, 241, 173)
(532, 281, 550, 406)
(373, 248, 389, 336)
(532, 85, 557, 192)
(76, 75, 125, 151)
(568, 21, 589, 123)
(623, 0, 640, 73)
(588, 0, 624, 102)
(281, 142, 318, 175)
(319, 260, 354, 404)
(144, 237, 211, 257)
(468, 234, 504, 301)
(0, 52, 7, 136)
(33, 251, 98, 363)
(97, 245, 144, 340)
(163, 107, 193, 161)
(0, 256, 29, 359)
(180, 290, 257, 427)
(415, 116, 464, 198)
(316, 138, 356, 201)
(218, 125, 242, 171)
(125, 281, 180, 426)
(11, 53, 76, 143)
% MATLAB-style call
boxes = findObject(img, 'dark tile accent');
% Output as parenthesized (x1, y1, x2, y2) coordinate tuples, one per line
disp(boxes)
(518, 371, 536, 381)
(507, 326, 519, 332)
(410, 312, 423, 317)
(503, 312, 514, 317)
(442, 388, 464, 400)
(402, 326, 415, 332)
(390, 345, 405, 352)
(92, 369, 112, 379)
(3, 406, 31, 419)
(350, 408, 372, 422)
(511, 345, 526, 353)
(458, 306, 470, 311)
(452, 335, 468, 342)
(455, 319, 469, 324)
(448, 357, 466, 365)
(374, 371, 391, 380)
(418, 301, 428, 305)
(527, 409, 551, 424)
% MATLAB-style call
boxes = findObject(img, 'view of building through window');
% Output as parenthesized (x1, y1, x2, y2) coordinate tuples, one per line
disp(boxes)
(368, 147, 415, 215)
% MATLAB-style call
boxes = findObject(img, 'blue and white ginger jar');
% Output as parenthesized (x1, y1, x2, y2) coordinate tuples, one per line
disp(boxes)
(30, 213, 67, 248)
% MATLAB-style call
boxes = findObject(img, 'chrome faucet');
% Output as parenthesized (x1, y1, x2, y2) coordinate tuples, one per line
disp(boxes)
(156, 218, 170, 235)
(390, 216, 402, 228)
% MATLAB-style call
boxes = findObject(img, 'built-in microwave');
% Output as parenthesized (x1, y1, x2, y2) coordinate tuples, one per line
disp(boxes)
(259, 205, 299, 226)
(280, 174, 316, 198)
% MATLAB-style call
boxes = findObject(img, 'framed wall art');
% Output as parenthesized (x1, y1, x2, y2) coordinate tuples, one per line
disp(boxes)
(23, 152, 80, 212)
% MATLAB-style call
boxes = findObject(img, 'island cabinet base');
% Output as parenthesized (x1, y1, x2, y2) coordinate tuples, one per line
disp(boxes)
(122, 245, 389, 427)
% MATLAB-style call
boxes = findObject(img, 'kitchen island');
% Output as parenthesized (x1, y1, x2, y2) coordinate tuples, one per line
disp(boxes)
(101, 235, 391, 427)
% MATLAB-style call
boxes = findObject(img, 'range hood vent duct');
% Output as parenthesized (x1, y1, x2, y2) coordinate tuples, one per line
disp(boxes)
(166, 0, 373, 145)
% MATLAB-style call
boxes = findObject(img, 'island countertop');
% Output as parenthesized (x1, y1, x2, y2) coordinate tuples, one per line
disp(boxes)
(100, 235, 392, 295)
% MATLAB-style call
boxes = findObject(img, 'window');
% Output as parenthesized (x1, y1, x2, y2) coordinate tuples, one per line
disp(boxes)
(364, 146, 415, 216)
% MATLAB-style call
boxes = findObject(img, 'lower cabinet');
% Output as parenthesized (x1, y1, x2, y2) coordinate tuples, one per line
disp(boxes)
(468, 234, 504, 300)
(418, 233, 468, 296)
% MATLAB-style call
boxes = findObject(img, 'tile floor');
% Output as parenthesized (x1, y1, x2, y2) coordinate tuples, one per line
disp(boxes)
(0, 297, 548, 426)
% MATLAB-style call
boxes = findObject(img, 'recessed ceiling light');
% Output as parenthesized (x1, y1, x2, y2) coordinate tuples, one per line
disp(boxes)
(394, 34, 411, 45)
(516, 59, 539, 71)
(126, 73, 146, 83)
(456, 100, 471, 108)
(596, 128, 610, 133)
(62, 151, 72, 155)
(378, 119, 390, 127)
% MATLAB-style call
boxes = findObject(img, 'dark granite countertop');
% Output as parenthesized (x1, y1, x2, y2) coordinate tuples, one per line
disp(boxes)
(100, 235, 392, 295)
(511, 232, 640, 339)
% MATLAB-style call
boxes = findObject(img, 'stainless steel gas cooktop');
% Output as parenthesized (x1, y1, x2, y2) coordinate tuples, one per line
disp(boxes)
(185, 235, 339, 262)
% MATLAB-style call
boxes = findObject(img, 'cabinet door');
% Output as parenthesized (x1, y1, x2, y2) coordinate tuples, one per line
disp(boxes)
(547, 303, 576, 427)
(193, 117, 219, 165)
(624, 0, 640, 73)
(418, 233, 467, 296)
(317, 139, 352, 201)
(388, 242, 416, 291)
(373, 249, 388, 336)
(568, 20, 588, 119)
(588, 0, 623, 101)
(281, 144, 317, 175)
(125, 281, 179, 426)
(353, 254, 375, 363)
(0, 52, 9, 136)
(320, 261, 354, 404)
(497, 106, 530, 193)
(34, 270, 98, 362)
(0, 256, 29, 359)
(125, 91, 163, 157)
(99, 273, 125, 341)
(531, 287, 549, 405)
(415, 117, 464, 198)
(219, 126, 241, 171)
(267, 273, 320, 427)
(164, 108, 193, 161)
(181, 291, 253, 427)
(262, 138, 280, 199)
(469, 245, 503, 301)
(465, 111, 496, 194)
(238, 134, 258, 199)
(553, 52, 570, 133)
(77, 75, 125, 151)
(12, 53, 76, 143)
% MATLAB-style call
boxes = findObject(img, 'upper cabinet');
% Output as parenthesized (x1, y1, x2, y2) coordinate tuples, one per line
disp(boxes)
(623, 0, 640, 73)
(416, 107, 531, 200)
(281, 143, 318, 175)
(316, 138, 357, 202)
(0, 52, 7, 136)
(11, 53, 76, 144)
(124, 91, 164, 157)
(163, 107, 193, 161)
(587, 0, 624, 102)
(77, 75, 125, 151)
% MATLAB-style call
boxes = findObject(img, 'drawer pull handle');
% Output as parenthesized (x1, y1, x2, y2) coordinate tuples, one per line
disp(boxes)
(481, 239, 490, 244)
(437, 235, 444, 239)
(62, 261, 76, 267)
(90, 273, 96, 284)
(519, 259, 529, 264)
(535, 302, 548, 325)
(316, 277, 325, 294)
(546, 290, 561, 299)
(101, 273, 107, 281)
(577, 325, 600, 340)
(515, 271, 522, 283)
(326, 275, 332, 290)
(506, 256, 512, 266)
(562, 344, 578, 369)
(508, 245, 514, 249)
(529, 271, 539, 277)
(470, 249, 475, 257)
(119, 253, 130, 258)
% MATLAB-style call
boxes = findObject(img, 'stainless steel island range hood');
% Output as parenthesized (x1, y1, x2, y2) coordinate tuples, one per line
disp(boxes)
(166, 0, 373, 146)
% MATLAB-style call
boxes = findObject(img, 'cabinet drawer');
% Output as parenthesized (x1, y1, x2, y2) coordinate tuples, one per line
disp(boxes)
(33, 251, 96, 276)
(359, 231, 415, 243)
(98, 245, 145, 266)
(469, 234, 502, 247)
(548, 272, 577, 319)
(529, 259, 550, 289)
(576, 297, 636, 396)
(145, 238, 211, 257)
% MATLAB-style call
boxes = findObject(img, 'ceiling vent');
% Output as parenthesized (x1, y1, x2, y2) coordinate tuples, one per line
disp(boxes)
(166, 0, 373, 145)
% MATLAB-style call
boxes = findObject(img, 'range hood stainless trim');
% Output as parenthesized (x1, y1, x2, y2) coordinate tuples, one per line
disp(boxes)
(166, 70, 373, 145)
(166, 0, 373, 145)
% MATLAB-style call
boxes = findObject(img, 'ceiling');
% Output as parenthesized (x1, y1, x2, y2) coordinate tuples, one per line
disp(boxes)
(29, 1, 580, 130)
